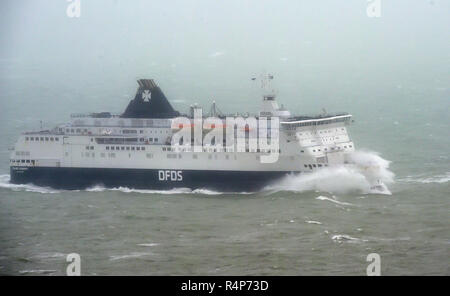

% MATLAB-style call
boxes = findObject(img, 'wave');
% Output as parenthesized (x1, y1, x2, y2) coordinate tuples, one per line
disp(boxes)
(305, 220, 322, 225)
(0, 174, 61, 194)
(137, 243, 159, 247)
(265, 150, 394, 195)
(0, 176, 244, 196)
(31, 252, 66, 260)
(316, 196, 354, 206)
(331, 234, 368, 243)
(109, 252, 153, 261)
(88, 185, 233, 195)
(18, 269, 57, 275)
(398, 172, 450, 184)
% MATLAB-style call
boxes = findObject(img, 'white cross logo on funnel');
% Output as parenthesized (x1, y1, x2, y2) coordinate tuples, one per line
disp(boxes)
(142, 90, 151, 101)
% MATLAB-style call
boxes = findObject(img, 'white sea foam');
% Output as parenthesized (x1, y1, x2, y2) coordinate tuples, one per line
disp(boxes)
(305, 220, 322, 225)
(316, 196, 354, 206)
(331, 234, 368, 243)
(18, 269, 57, 275)
(0, 176, 248, 196)
(109, 252, 153, 261)
(265, 150, 394, 195)
(0, 174, 60, 194)
(137, 243, 159, 247)
(101, 186, 228, 195)
(398, 172, 450, 184)
(32, 252, 66, 259)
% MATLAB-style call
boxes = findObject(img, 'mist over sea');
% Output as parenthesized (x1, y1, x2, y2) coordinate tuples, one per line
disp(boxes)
(0, 0, 448, 275)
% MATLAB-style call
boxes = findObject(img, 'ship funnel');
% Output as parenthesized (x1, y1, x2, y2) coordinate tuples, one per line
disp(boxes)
(121, 79, 180, 119)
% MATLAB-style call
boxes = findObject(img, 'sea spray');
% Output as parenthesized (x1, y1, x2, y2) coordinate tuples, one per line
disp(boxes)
(265, 150, 394, 195)
(0, 174, 61, 194)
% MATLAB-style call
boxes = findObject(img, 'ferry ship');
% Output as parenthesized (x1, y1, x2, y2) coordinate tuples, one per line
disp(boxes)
(9, 76, 358, 191)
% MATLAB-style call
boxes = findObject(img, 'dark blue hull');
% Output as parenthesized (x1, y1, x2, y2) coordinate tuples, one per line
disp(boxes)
(10, 166, 293, 191)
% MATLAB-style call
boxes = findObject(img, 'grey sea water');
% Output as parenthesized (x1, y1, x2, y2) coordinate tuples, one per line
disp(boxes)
(0, 0, 449, 275)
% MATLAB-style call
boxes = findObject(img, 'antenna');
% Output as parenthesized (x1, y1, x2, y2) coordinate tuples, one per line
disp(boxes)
(208, 100, 223, 117)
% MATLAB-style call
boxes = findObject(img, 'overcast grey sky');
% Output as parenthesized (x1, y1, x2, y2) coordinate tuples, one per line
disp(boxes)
(1, 0, 448, 114)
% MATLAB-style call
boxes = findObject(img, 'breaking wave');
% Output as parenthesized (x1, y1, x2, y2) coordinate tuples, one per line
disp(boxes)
(265, 150, 395, 195)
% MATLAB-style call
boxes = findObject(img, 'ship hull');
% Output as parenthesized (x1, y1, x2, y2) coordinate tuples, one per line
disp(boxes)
(10, 166, 294, 192)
